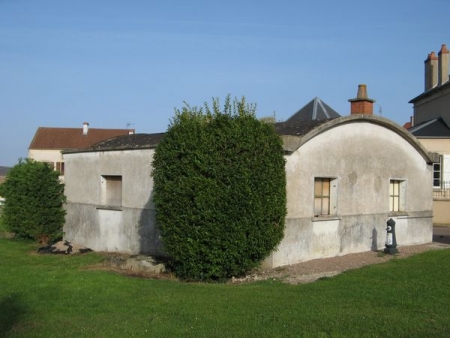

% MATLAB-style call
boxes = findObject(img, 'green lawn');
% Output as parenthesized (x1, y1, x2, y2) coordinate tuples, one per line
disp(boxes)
(1, 239, 450, 337)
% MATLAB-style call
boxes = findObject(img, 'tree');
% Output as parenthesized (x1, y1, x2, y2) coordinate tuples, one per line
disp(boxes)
(0, 159, 66, 244)
(152, 95, 286, 281)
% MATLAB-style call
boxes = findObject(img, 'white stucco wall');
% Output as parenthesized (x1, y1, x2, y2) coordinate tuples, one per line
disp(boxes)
(28, 149, 63, 163)
(63, 148, 162, 255)
(263, 120, 433, 268)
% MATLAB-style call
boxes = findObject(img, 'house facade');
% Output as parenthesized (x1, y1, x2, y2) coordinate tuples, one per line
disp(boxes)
(63, 87, 433, 268)
(29, 122, 134, 178)
(409, 44, 450, 224)
(62, 133, 165, 256)
(265, 115, 432, 267)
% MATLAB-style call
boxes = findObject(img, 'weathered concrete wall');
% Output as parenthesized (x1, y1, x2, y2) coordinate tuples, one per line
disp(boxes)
(263, 120, 433, 268)
(63, 149, 163, 255)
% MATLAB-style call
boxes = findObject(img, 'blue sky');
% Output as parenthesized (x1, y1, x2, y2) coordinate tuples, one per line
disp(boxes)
(1, 0, 449, 166)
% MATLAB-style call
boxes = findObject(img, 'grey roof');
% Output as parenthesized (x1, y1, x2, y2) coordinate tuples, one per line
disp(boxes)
(408, 117, 450, 137)
(63, 133, 166, 153)
(62, 115, 433, 164)
(64, 97, 341, 154)
(409, 81, 450, 104)
(64, 120, 333, 154)
(68, 116, 338, 154)
(285, 97, 341, 123)
(274, 119, 334, 137)
(91, 133, 165, 150)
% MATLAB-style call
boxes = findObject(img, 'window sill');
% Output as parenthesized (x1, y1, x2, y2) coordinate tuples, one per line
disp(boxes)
(312, 215, 341, 222)
(96, 205, 123, 211)
(388, 211, 408, 218)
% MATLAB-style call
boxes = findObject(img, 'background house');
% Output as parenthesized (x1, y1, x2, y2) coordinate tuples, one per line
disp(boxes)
(0, 166, 10, 206)
(0, 166, 10, 185)
(408, 44, 450, 224)
(28, 122, 135, 178)
(62, 86, 433, 268)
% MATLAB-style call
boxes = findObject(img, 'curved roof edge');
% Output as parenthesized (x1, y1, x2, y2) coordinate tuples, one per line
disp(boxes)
(282, 114, 433, 164)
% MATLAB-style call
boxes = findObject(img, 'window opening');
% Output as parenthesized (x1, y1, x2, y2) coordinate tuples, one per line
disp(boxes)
(389, 179, 405, 212)
(314, 178, 331, 216)
(101, 175, 122, 207)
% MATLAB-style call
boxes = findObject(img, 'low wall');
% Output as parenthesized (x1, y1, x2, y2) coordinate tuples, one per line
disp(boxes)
(63, 203, 164, 256)
(262, 212, 433, 268)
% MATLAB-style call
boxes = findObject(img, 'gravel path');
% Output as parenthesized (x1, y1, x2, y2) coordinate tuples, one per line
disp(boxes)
(230, 242, 450, 285)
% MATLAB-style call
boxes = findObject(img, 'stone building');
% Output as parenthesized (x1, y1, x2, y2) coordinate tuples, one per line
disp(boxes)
(63, 86, 433, 267)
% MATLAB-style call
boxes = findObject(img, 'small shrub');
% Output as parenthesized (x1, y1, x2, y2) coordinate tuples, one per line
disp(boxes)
(0, 159, 66, 243)
(152, 95, 286, 281)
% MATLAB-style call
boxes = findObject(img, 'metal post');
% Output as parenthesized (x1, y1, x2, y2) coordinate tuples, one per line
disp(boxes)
(384, 218, 398, 254)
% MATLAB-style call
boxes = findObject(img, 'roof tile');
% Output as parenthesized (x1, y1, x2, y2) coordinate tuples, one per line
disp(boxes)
(29, 127, 134, 150)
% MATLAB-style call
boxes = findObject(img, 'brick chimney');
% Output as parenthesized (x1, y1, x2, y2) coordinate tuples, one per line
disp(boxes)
(348, 84, 375, 115)
(438, 44, 449, 86)
(83, 122, 89, 135)
(425, 51, 438, 91)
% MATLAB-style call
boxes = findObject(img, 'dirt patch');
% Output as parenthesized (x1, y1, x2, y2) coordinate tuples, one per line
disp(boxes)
(230, 242, 450, 285)
(87, 242, 450, 285)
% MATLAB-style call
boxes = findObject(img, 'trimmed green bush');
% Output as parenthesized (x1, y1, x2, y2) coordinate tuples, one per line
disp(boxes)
(0, 159, 66, 243)
(152, 96, 286, 281)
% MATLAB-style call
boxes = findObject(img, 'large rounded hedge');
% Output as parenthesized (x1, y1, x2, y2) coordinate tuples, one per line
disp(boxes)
(0, 159, 66, 244)
(152, 96, 286, 281)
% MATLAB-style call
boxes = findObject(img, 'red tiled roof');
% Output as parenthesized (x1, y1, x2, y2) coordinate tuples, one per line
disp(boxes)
(29, 127, 135, 150)
(403, 122, 412, 129)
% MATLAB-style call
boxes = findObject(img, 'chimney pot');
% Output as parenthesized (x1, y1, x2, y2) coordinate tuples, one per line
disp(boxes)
(425, 51, 439, 90)
(438, 44, 449, 86)
(356, 84, 368, 99)
(83, 122, 89, 135)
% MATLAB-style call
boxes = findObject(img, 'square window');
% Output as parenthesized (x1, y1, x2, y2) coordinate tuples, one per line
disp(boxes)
(433, 158, 442, 188)
(389, 179, 405, 212)
(56, 162, 65, 175)
(314, 177, 337, 216)
(101, 175, 122, 207)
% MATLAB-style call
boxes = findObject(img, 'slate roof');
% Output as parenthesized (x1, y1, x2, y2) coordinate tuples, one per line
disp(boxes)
(274, 119, 335, 137)
(62, 115, 431, 164)
(409, 81, 450, 104)
(89, 133, 166, 151)
(79, 120, 335, 153)
(408, 117, 450, 137)
(285, 97, 341, 123)
(29, 127, 135, 151)
(63, 97, 342, 154)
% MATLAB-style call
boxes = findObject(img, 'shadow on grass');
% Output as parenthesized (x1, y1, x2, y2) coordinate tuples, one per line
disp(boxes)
(0, 293, 27, 337)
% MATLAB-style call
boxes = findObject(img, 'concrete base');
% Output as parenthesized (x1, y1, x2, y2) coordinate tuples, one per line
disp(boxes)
(384, 247, 399, 254)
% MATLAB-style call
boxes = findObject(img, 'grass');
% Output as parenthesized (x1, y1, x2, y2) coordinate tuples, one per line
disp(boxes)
(1, 239, 450, 337)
